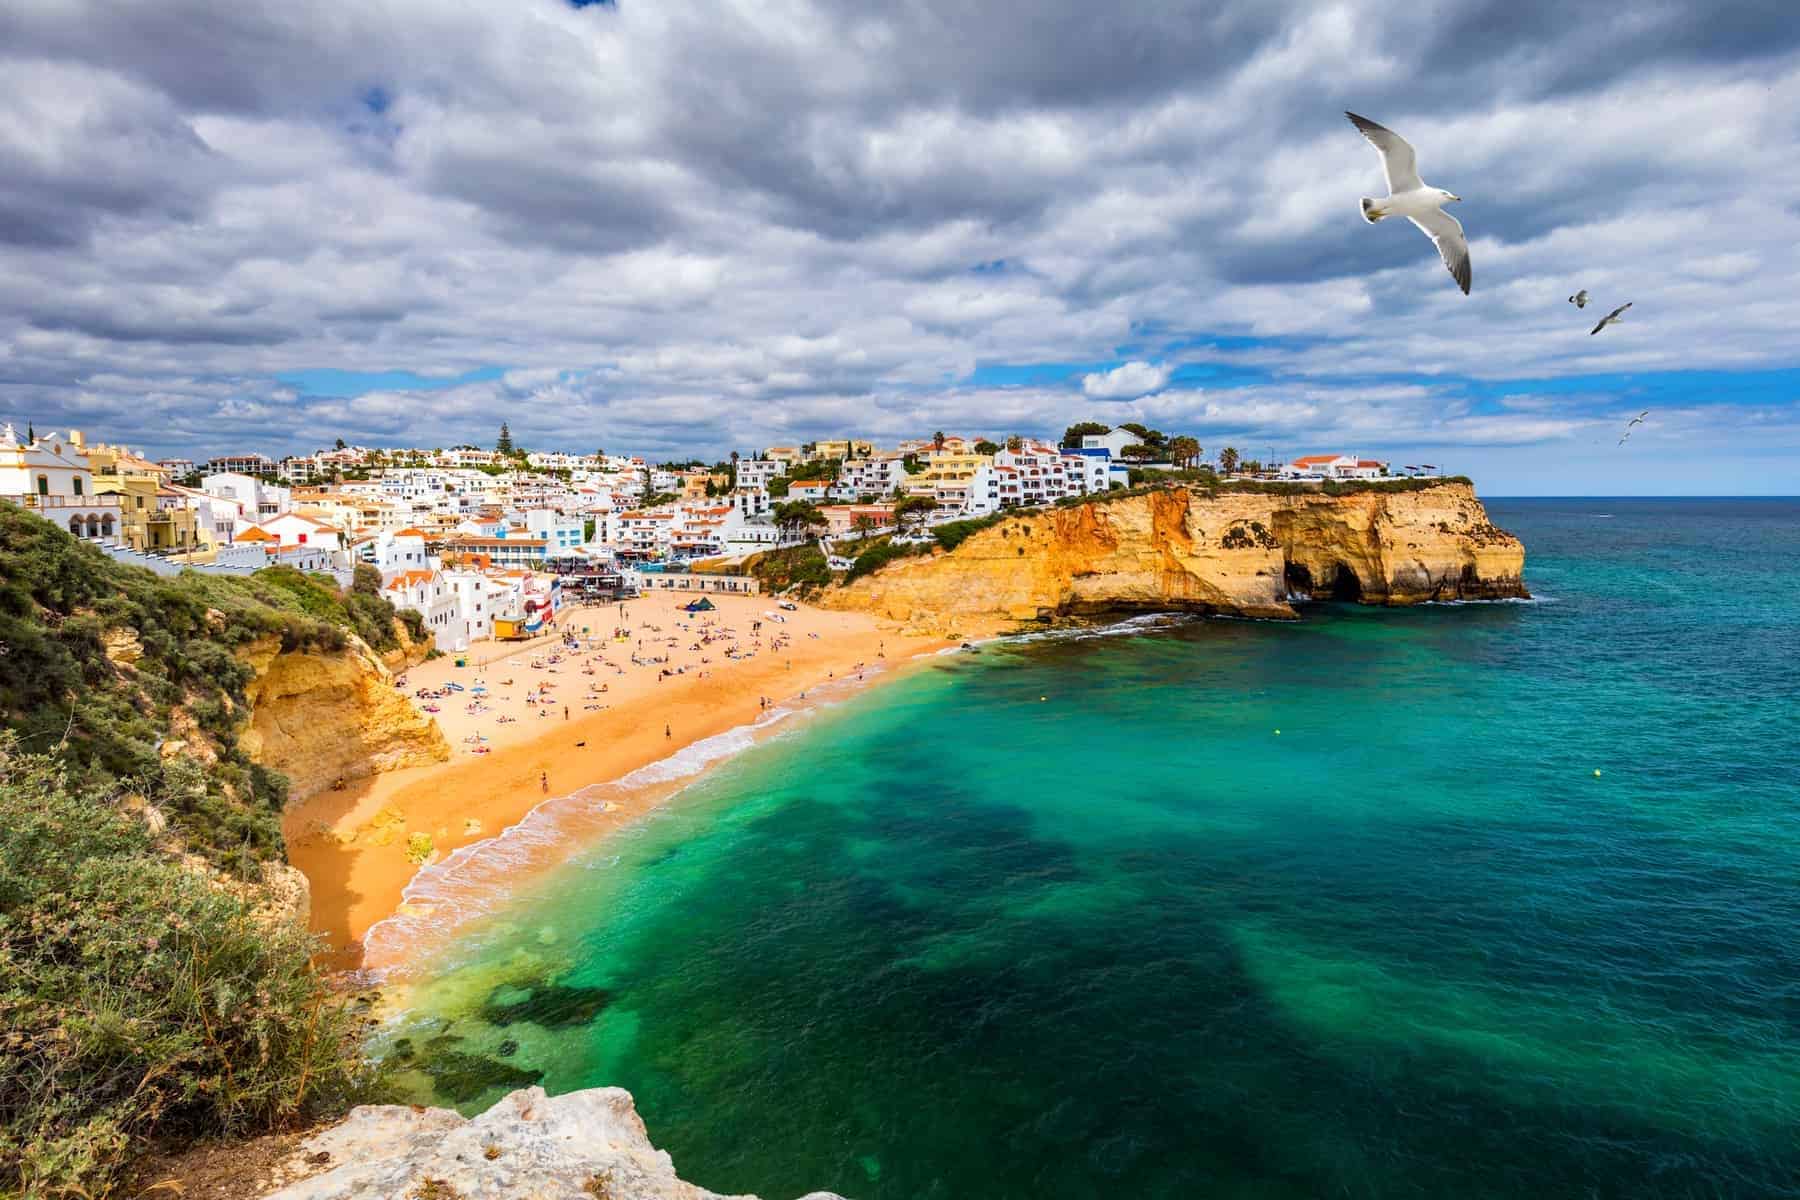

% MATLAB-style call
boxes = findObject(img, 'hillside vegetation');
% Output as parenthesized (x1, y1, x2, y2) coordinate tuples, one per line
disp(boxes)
(0, 504, 418, 873)
(0, 506, 413, 1197)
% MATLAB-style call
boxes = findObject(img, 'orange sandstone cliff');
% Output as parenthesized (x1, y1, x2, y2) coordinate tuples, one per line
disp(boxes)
(820, 481, 1526, 634)
(238, 631, 448, 802)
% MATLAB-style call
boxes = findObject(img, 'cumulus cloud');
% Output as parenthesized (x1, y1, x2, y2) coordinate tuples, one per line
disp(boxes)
(0, 0, 1795, 491)
(1082, 361, 1172, 399)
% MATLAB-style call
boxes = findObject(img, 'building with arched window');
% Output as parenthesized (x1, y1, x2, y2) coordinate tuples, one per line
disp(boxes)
(0, 424, 123, 540)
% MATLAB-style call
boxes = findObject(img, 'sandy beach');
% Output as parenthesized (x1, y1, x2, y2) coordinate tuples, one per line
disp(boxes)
(283, 591, 941, 968)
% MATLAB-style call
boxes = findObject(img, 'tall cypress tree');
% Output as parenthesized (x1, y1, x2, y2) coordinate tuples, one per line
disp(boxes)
(496, 422, 514, 454)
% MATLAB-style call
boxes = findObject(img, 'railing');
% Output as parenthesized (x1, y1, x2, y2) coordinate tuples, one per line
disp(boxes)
(7, 493, 124, 510)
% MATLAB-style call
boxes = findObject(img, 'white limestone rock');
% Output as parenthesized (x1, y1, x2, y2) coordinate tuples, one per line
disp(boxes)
(260, 1086, 848, 1200)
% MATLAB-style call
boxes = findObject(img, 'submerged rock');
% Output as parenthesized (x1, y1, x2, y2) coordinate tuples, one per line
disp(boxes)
(258, 1086, 847, 1200)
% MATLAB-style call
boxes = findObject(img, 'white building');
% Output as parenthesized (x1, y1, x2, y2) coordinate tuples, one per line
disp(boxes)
(522, 508, 586, 555)
(994, 441, 1077, 506)
(836, 455, 907, 500)
(1079, 429, 1139, 458)
(203, 473, 291, 522)
(734, 458, 783, 491)
(0, 424, 123, 539)
(1283, 454, 1389, 481)
(382, 569, 464, 652)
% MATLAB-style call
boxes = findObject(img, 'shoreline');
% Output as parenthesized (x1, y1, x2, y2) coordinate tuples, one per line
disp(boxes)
(282, 592, 949, 970)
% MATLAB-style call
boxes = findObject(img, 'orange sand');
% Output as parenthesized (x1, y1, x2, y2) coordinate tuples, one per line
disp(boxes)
(283, 592, 941, 967)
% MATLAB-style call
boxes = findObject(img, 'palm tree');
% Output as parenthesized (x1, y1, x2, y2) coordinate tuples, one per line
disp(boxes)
(1219, 447, 1240, 475)
(850, 514, 879, 539)
(932, 430, 946, 452)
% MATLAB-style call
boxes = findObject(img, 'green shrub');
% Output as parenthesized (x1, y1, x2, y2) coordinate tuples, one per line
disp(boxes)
(0, 503, 417, 871)
(931, 511, 1011, 552)
(0, 738, 378, 1198)
(844, 539, 919, 582)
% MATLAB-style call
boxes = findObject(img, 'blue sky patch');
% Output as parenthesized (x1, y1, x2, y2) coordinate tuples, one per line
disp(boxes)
(279, 365, 506, 397)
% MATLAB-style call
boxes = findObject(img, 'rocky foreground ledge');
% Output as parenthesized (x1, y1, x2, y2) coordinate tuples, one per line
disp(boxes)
(259, 1086, 846, 1200)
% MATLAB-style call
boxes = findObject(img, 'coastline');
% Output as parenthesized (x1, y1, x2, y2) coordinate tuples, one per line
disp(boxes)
(282, 592, 949, 970)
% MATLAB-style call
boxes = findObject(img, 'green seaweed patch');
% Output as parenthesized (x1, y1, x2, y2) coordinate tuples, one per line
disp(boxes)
(480, 981, 616, 1029)
(423, 1050, 545, 1105)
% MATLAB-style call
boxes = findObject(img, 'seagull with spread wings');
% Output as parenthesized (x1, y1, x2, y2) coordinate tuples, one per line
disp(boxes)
(1345, 111, 1470, 295)
(1590, 301, 1633, 335)
(1569, 289, 1588, 308)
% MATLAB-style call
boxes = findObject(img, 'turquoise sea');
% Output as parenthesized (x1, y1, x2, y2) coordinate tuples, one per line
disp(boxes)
(383, 498, 1800, 1199)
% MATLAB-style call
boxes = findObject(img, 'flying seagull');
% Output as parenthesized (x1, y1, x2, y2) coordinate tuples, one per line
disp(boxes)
(1346, 111, 1470, 295)
(1569, 289, 1589, 308)
(1590, 301, 1632, 335)
(1626, 410, 1649, 428)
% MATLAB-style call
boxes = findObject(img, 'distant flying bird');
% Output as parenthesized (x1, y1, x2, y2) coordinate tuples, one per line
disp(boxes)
(1569, 289, 1588, 308)
(1590, 301, 1632, 335)
(1626, 410, 1649, 429)
(1345, 112, 1471, 295)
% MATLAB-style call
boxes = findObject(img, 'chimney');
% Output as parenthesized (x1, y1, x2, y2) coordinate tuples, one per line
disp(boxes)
(70, 430, 85, 449)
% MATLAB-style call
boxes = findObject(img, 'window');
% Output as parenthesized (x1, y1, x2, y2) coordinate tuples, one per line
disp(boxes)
(72, 477, 83, 496)
(36, 475, 48, 495)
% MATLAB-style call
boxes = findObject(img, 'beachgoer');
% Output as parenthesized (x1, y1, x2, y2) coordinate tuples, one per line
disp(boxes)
(665, 723, 671, 740)
(541, 771, 549, 793)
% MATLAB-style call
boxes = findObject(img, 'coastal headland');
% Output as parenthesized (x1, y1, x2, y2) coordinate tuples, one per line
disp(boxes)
(820, 480, 1527, 633)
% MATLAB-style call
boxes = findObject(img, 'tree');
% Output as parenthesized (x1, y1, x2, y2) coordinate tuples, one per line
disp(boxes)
(974, 439, 1001, 456)
(849, 514, 879, 538)
(1167, 436, 1202, 468)
(894, 494, 939, 532)
(1119, 422, 1166, 449)
(774, 500, 828, 541)
(1243, 459, 1263, 475)
(350, 563, 382, 596)
(1061, 421, 1109, 448)
(496, 422, 514, 454)
(1219, 447, 1240, 475)
(26, 422, 35, 443)
(932, 430, 946, 451)
(1005, 435, 1023, 452)
(335, 437, 347, 450)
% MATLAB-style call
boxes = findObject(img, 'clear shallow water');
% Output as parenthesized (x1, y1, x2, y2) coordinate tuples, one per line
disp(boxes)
(384, 498, 1800, 1199)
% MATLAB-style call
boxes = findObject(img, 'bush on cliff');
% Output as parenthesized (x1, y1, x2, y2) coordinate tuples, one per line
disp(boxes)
(0, 737, 376, 1199)
(0, 504, 420, 873)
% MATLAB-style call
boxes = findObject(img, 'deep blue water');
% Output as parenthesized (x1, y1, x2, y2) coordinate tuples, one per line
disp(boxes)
(389, 497, 1800, 1199)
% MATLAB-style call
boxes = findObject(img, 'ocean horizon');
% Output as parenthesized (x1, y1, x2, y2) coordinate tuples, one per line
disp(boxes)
(381, 496, 1800, 1199)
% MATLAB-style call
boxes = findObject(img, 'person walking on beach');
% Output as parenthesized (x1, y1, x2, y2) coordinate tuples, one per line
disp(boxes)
(564, 706, 569, 720)
(541, 771, 549, 793)
(665, 723, 671, 740)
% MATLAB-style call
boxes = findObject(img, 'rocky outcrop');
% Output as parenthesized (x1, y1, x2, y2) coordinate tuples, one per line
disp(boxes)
(259, 1086, 847, 1200)
(238, 632, 448, 801)
(822, 481, 1525, 634)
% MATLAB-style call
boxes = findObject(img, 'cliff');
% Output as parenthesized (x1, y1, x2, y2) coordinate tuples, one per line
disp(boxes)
(239, 630, 448, 802)
(255, 1086, 846, 1200)
(822, 481, 1525, 634)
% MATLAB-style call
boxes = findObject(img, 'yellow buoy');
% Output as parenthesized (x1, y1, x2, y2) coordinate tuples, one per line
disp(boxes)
(1593, 769, 1602, 777)
(1274, 729, 1281, 735)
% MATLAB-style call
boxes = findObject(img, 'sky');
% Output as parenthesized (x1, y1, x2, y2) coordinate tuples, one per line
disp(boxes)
(2, 0, 1798, 495)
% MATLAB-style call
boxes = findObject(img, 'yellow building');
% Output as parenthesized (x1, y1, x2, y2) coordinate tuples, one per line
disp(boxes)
(92, 476, 201, 552)
(810, 439, 874, 461)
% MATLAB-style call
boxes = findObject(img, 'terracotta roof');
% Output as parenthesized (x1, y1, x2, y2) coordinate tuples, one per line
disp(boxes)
(235, 527, 275, 542)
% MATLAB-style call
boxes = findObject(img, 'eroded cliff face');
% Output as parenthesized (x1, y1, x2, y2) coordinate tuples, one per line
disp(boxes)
(238, 632, 448, 802)
(256, 1086, 847, 1200)
(822, 482, 1525, 634)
